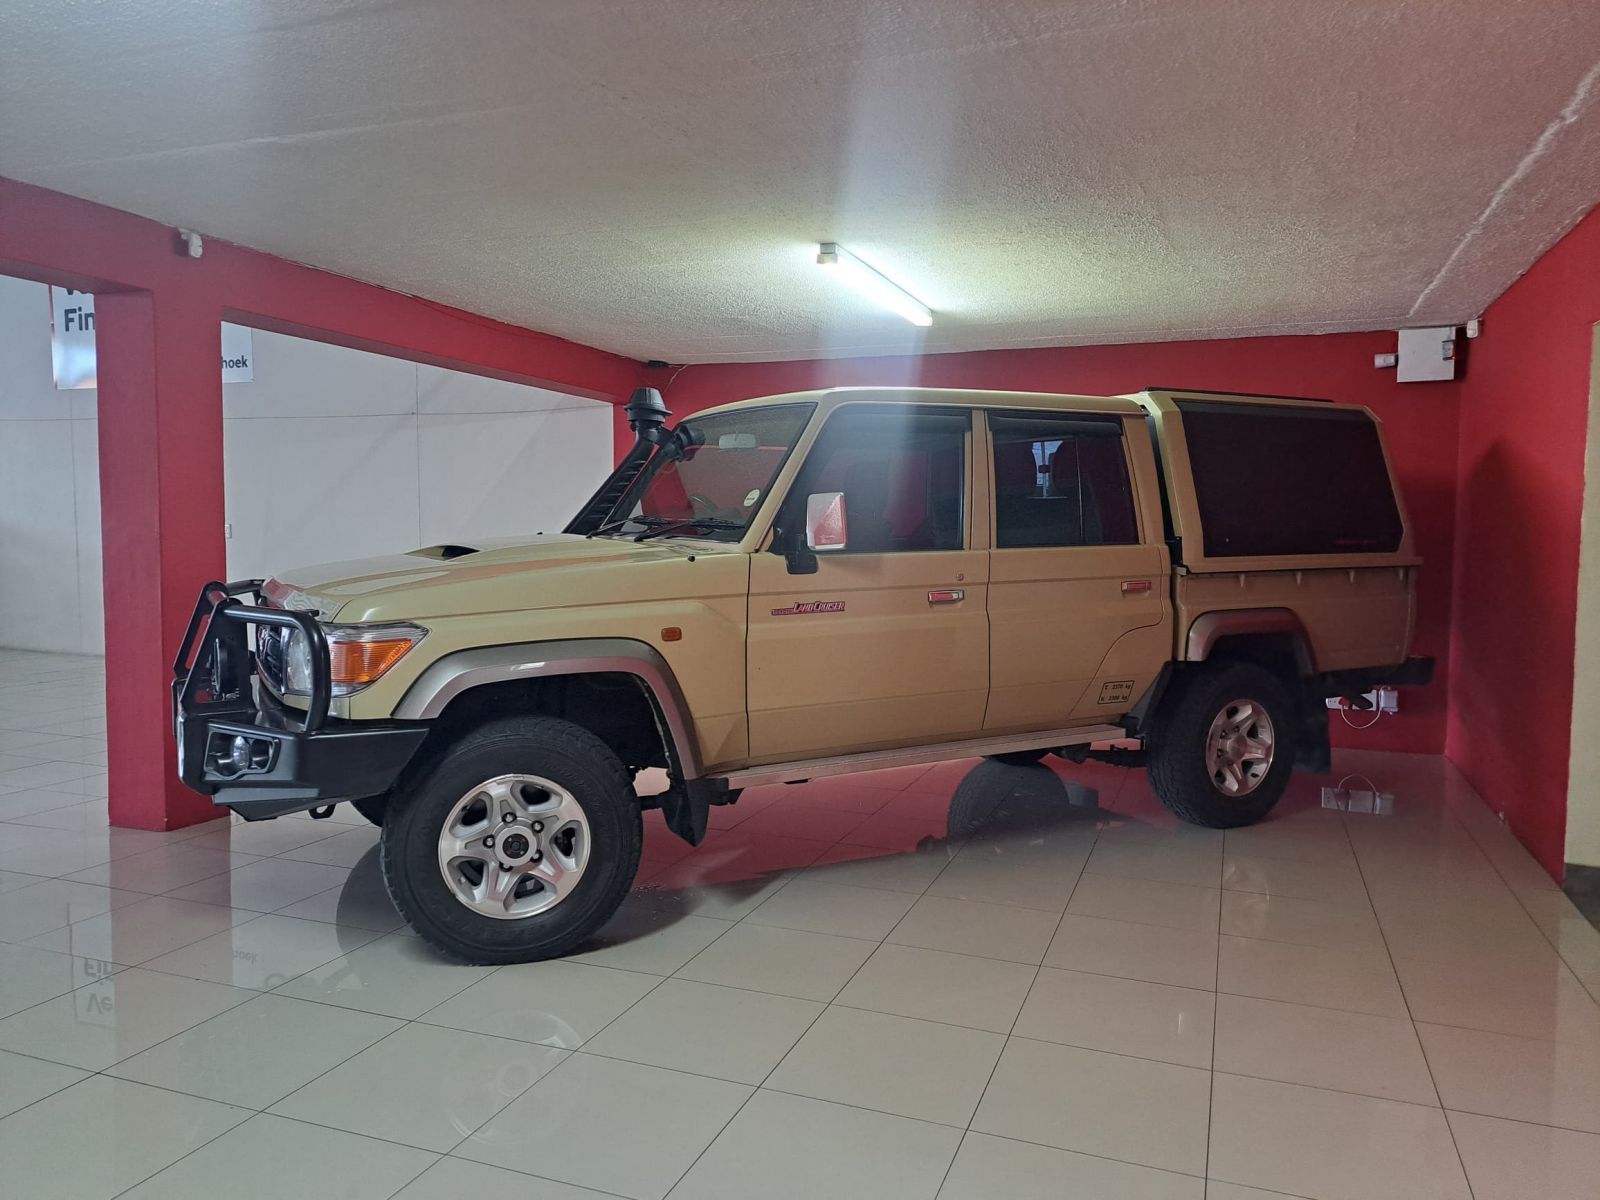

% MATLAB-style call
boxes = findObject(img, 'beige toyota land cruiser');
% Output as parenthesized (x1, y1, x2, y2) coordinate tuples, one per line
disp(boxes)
(174, 385, 1433, 962)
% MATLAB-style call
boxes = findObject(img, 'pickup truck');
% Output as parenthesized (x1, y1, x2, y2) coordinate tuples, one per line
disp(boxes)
(174, 385, 1433, 962)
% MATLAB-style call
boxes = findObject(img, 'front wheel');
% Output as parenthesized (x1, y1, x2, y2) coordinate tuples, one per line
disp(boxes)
(1147, 663, 1297, 828)
(379, 716, 642, 964)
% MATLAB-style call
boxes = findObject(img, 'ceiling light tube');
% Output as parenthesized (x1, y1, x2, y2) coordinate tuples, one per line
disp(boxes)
(816, 242, 933, 326)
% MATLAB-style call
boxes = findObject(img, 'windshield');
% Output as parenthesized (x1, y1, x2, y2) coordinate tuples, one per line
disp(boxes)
(596, 404, 814, 541)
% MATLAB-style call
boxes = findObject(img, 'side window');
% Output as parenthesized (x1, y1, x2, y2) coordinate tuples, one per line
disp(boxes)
(781, 406, 968, 553)
(990, 413, 1139, 548)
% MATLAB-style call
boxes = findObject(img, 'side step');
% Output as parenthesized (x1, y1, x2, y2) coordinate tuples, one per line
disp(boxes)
(716, 724, 1129, 789)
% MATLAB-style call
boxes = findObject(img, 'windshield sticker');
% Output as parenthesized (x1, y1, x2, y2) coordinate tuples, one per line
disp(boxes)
(771, 600, 846, 617)
(743, 489, 761, 508)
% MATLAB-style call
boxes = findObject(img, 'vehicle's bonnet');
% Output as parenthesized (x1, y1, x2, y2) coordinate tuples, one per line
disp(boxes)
(265, 533, 739, 623)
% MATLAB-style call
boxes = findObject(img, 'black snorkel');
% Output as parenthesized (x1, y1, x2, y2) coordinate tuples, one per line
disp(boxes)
(564, 387, 678, 534)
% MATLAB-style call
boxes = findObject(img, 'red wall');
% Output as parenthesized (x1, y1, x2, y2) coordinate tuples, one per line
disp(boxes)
(641, 331, 1462, 755)
(1448, 206, 1600, 877)
(2, 175, 639, 830)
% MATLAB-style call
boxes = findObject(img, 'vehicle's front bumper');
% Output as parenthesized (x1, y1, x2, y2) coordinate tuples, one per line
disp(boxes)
(173, 581, 429, 821)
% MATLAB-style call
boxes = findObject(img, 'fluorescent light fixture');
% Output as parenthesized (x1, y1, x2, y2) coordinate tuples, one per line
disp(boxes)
(816, 242, 933, 326)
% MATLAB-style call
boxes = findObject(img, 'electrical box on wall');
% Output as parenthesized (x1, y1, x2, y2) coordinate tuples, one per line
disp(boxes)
(1396, 326, 1457, 382)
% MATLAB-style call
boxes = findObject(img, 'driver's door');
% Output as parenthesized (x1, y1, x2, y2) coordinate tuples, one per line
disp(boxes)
(746, 404, 989, 761)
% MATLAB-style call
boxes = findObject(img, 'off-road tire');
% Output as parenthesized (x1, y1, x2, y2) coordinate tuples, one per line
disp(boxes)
(379, 716, 641, 964)
(1148, 662, 1297, 829)
(350, 796, 387, 827)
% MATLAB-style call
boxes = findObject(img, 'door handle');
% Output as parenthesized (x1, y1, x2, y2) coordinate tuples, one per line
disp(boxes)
(927, 588, 965, 605)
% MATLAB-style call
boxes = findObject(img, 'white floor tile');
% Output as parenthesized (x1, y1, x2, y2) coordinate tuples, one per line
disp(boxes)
(421, 959, 659, 1048)
(0, 965, 254, 1070)
(669, 1089, 960, 1200)
(568, 899, 735, 974)
(0, 1048, 88, 1118)
(66, 843, 258, 895)
(1045, 914, 1219, 990)
(1218, 934, 1407, 1018)
(459, 1052, 750, 1199)
(0, 940, 118, 1018)
(24, 894, 254, 966)
(1213, 993, 1437, 1105)
(107, 992, 402, 1108)
(166, 856, 353, 912)
(140, 913, 382, 990)
(0, 877, 142, 941)
(1068, 873, 1222, 933)
(744, 878, 917, 938)
(0, 1075, 248, 1200)
(1219, 890, 1384, 951)
(835, 942, 1036, 1033)
(1418, 1021, 1600, 1132)
(972, 1037, 1211, 1176)
(925, 855, 1082, 911)
(1447, 1110, 1600, 1200)
(584, 977, 822, 1084)
(767, 1005, 1004, 1125)
(1014, 967, 1215, 1068)
(677, 922, 878, 1001)
(941, 1130, 1204, 1199)
(274, 930, 495, 1018)
(115, 1112, 436, 1200)
(1209, 1073, 1470, 1200)
(392, 1155, 618, 1198)
(272, 1021, 565, 1150)
(886, 894, 1061, 964)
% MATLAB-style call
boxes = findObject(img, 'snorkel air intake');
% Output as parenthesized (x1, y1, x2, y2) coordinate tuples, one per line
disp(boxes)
(625, 387, 672, 445)
(564, 387, 675, 534)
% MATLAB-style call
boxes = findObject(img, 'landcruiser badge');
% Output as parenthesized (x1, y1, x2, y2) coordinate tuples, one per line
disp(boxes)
(771, 600, 846, 616)
(1098, 680, 1135, 705)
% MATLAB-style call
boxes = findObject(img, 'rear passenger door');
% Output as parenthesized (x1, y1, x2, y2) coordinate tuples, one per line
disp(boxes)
(983, 410, 1169, 731)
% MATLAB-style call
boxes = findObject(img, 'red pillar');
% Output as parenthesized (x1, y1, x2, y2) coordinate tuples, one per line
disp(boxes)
(96, 290, 228, 830)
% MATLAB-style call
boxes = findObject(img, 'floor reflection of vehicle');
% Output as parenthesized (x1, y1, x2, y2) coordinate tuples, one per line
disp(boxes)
(944, 759, 1104, 840)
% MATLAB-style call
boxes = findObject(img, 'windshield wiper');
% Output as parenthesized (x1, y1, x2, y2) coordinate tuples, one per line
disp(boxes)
(586, 516, 672, 539)
(633, 518, 745, 542)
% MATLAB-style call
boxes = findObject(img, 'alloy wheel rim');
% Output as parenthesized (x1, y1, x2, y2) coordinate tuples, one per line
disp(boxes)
(436, 774, 590, 919)
(1205, 699, 1276, 797)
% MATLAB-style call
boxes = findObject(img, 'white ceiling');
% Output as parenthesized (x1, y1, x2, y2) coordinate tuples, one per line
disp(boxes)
(3, 1, 1599, 363)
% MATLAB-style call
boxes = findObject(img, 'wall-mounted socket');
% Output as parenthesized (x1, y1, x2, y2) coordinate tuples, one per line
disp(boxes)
(1326, 686, 1399, 714)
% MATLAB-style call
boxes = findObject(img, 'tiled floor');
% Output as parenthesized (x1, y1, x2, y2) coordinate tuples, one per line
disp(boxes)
(3, 647, 1600, 1199)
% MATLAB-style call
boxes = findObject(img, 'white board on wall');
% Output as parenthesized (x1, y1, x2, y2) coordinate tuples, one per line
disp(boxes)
(49, 287, 255, 389)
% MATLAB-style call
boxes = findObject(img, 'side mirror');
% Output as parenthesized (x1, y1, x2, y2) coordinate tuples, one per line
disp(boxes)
(805, 492, 848, 552)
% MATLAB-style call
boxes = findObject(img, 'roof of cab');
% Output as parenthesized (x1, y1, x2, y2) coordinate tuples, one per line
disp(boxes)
(690, 386, 1146, 420)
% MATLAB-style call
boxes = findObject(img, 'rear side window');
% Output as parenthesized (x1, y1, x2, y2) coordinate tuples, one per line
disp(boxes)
(1178, 401, 1402, 557)
(990, 413, 1139, 548)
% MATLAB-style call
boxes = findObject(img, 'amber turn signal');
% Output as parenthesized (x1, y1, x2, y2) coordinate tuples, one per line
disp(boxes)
(328, 634, 422, 686)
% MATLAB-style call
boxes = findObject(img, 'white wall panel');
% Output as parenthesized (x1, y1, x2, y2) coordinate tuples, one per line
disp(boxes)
(0, 279, 613, 652)
(416, 406, 611, 545)
(72, 419, 104, 655)
(224, 331, 416, 420)
(417, 365, 580, 415)
(223, 414, 423, 580)
(0, 420, 82, 653)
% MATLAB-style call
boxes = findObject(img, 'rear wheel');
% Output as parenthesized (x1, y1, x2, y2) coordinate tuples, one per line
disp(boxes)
(379, 716, 641, 964)
(1148, 663, 1297, 828)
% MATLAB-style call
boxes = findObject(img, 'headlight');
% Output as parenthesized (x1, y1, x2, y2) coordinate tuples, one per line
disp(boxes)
(278, 622, 427, 697)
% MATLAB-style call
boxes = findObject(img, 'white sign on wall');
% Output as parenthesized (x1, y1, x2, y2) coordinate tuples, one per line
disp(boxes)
(49, 287, 255, 389)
